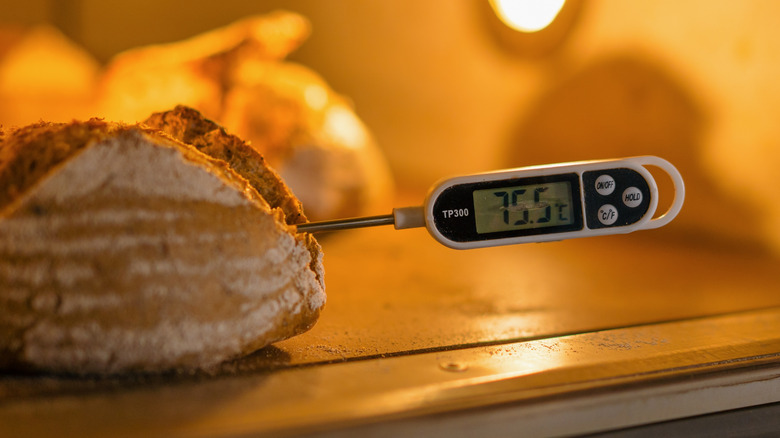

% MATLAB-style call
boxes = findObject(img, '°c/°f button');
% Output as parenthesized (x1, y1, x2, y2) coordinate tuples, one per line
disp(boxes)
(595, 174, 616, 196)
(598, 204, 619, 225)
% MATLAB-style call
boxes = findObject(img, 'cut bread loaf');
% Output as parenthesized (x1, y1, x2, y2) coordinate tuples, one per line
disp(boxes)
(0, 108, 325, 374)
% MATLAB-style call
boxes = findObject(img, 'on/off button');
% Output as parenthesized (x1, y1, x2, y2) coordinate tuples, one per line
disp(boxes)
(595, 174, 615, 196)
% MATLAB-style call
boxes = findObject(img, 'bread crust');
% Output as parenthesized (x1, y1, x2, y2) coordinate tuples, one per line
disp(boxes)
(143, 105, 306, 225)
(0, 108, 325, 374)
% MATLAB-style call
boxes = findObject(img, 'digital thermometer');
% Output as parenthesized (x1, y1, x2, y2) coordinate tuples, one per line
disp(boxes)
(296, 156, 685, 249)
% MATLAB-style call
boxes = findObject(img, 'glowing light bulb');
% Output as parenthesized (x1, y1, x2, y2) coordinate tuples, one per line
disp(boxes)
(489, 0, 566, 33)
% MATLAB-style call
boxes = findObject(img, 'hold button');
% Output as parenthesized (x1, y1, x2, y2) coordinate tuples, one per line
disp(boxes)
(622, 187, 643, 208)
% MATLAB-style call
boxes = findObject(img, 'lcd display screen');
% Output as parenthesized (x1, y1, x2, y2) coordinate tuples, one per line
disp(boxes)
(472, 181, 575, 234)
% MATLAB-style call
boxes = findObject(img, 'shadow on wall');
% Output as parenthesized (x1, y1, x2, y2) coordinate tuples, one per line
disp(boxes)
(503, 54, 762, 248)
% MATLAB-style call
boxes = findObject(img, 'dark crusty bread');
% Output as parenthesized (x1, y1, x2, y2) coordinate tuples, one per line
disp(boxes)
(0, 119, 117, 211)
(0, 107, 325, 374)
(143, 105, 306, 225)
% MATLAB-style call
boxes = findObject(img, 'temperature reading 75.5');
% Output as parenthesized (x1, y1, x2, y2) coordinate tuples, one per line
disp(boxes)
(472, 181, 575, 234)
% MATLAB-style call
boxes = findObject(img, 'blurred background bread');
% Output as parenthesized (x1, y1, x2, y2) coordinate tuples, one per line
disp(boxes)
(0, 9, 394, 222)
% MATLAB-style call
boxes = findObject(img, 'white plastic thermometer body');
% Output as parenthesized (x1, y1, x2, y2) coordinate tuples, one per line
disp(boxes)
(297, 156, 684, 250)
(403, 156, 684, 249)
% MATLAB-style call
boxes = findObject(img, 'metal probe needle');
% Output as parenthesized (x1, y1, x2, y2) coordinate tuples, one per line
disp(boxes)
(295, 214, 395, 233)
(295, 206, 426, 233)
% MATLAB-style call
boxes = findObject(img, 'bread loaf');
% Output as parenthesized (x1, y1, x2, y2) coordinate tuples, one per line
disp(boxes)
(0, 108, 325, 374)
(0, 25, 99, 127)
(98, 11, 394, 221)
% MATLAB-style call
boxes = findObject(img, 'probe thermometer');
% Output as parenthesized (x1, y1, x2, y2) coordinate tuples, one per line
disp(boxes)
(296, 156, 685, 249)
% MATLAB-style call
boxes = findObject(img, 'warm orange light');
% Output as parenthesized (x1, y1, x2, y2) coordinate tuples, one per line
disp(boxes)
(489, 0, 566, 33)
(323, 105, 368, 150)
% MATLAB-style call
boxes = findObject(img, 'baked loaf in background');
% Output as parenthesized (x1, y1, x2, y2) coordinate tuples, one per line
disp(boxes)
(0, 107, 325, 374)
(0, 25, 99, 126)
(99, 11, 394, 221)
